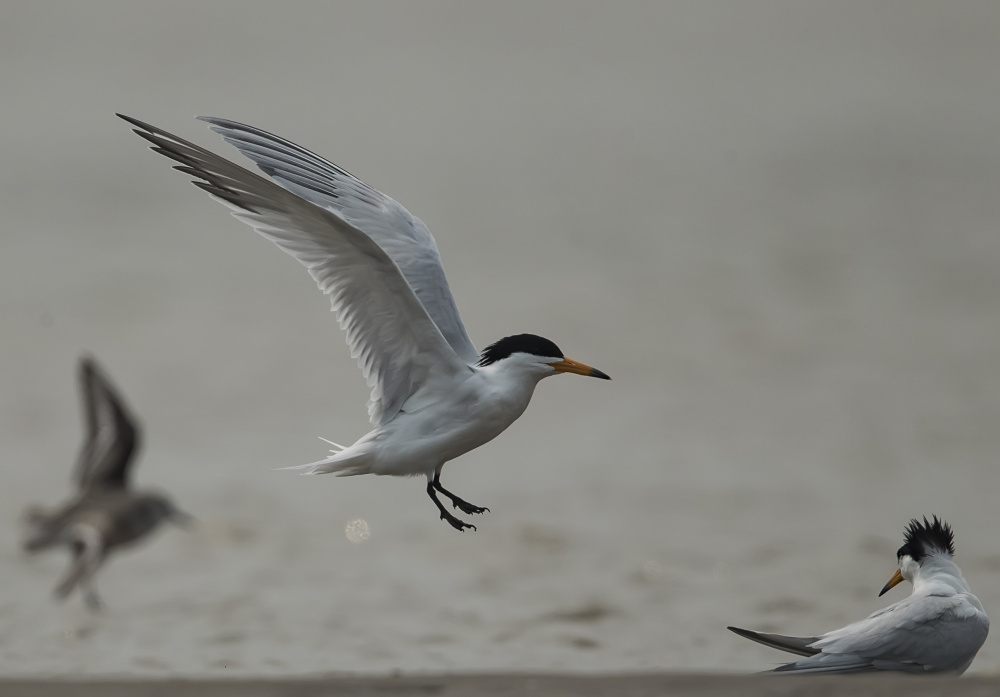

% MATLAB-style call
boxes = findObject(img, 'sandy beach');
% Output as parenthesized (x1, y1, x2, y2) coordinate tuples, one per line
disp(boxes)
(2, 0, 1000, 680)
(4, 675, 1000, 697)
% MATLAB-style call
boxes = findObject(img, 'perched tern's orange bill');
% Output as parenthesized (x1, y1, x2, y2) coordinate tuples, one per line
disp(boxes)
(879, 568, 905, 597)
(551, 357, 611, 380)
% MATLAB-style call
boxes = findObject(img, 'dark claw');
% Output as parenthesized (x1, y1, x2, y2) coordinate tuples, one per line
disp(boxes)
(440, 513, 476, 532)
(428, 479, 479, 531)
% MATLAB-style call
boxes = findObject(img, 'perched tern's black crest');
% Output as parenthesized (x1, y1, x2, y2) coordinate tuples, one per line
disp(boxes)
(478, 334, 563, 367)
(897, 516, 955, 562)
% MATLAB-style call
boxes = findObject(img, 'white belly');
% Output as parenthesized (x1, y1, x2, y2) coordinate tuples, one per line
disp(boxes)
(364, 372, 536, 477)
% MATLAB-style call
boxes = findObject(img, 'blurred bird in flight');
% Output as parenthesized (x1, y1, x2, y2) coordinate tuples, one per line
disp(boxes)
(22, 357, 191, 609)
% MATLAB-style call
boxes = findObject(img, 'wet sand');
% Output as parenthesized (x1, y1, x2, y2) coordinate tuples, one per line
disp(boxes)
(3, 675, 1000, 697)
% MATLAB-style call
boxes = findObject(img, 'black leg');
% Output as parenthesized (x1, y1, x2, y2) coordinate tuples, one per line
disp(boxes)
(433, 472, 490, 515)
(427, 481, 476, 531)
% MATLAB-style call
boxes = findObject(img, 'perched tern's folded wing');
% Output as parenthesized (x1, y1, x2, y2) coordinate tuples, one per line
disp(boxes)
(195, 117, 480, 366)
(759, 594, 990, 674)
(119, 114, 471, 427)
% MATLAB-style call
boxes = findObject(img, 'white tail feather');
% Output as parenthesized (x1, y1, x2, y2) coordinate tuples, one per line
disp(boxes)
(318, 436, 347, 453)
(276, 452, 372, 477)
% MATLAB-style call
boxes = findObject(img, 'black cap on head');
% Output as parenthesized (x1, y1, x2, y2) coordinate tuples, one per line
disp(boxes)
(478, 334, 563, 367)
(897, 516, 955, 562)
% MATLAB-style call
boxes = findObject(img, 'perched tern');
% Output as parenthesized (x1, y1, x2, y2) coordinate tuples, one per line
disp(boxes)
(728, 516, 989, 674)
(119, 114, 610, 531)
(22, 357, 190, 609)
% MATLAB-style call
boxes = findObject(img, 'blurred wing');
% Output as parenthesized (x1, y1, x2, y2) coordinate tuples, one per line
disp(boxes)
(196, 116, 480, 366)
(119, 114, 471, 426)
(73, 357, 141, 492)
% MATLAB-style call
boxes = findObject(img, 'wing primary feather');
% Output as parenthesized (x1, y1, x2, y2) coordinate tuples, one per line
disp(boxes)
(119, 113, 471, 426)
(727, 626, 821, 657)
(771, 661, 876, 674)
(197, 117, 370, 186)
(191, 115, 481, 365)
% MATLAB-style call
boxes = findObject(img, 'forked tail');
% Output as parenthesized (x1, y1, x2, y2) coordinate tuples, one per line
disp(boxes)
(277, 439, 373, 476)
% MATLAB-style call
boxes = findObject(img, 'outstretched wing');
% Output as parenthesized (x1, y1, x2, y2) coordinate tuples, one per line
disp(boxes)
(73, 357, 141, 492)
(119, 114, 471, 427)
(196, 117, 479, 366)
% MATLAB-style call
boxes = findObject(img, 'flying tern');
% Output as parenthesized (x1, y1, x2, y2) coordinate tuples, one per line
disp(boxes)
(728, 516, 989, 674)
(22, 357, 190, 609)
(119, 114, 610, 531)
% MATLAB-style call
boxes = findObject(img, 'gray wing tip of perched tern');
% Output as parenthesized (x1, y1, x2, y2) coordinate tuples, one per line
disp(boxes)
(727, 626, 822, 657)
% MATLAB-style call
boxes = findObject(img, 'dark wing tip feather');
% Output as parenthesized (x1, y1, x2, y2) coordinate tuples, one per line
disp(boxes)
(119, 113, 266, 215)
(190, 180, 229, 197)
(195, 116, 372, 192)
(116, 112, 149, 130)
(117, 113, 179, 142)
(196, 115, 232, 127)
(197, 115, 270, 140)
(727, 626, 821, 657)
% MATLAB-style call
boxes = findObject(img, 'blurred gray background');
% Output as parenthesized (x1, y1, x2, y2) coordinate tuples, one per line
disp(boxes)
(2, 0, 999, 676)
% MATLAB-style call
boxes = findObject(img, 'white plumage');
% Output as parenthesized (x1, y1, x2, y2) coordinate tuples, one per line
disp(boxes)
(729, 516, 989, 674)
(121, 114, 609, 531)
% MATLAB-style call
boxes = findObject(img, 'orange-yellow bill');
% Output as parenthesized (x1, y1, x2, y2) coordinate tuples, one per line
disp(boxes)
(879, 568, 904, 597)
(551, 357, 611, 380)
